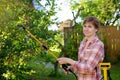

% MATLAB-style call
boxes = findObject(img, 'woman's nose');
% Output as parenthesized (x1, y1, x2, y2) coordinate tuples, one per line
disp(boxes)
(84, 27, 88, 30)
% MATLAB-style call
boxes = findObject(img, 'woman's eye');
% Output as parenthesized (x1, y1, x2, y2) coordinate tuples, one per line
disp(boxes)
(88, 26, 92, 28)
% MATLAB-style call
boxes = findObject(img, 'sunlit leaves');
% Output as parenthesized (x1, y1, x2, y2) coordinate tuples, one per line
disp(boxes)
(0, 0, 57, 79)
(70, 0, 119, 25)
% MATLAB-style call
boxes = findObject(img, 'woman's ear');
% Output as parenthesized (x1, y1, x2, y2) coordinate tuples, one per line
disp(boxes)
(95, 29, 98, 32)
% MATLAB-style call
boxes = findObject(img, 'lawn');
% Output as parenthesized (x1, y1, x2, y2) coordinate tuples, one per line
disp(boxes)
(110, 62, 120, 80)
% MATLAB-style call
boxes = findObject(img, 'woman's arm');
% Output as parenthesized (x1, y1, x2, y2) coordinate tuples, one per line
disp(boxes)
(57, 57, 76, 66)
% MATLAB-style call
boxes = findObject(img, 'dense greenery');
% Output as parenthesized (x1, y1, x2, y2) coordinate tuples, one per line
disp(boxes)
(70, 0, 120, 25)
(63, 23, 83, 60)
(0, 0, 60, 79)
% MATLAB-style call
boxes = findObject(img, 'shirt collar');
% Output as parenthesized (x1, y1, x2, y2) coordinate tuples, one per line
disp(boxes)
(83, 35, 99, 44)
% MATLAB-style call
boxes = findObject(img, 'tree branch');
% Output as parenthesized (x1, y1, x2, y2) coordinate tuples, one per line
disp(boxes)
(111, 9, 120, 25)
(71, 8, 81, 26)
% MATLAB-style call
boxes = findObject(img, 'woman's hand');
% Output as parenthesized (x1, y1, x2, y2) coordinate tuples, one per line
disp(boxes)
(57, 57, 76, 66)
(63, 66, 71, 74)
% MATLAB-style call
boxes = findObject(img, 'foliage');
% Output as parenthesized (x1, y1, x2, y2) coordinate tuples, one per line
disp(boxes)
(0, 0, 29, 79)
(0, 0, 58, 79)
(64, 23, 83, 60)
(70, 0, 120, 26)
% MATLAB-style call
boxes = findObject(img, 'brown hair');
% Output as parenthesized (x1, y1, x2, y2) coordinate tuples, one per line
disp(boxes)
(83, 16, 100, 29)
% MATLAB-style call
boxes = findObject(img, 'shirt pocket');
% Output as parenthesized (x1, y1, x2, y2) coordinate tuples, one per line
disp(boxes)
(84, 49, 92, 60)
(84, 48, 92, 54)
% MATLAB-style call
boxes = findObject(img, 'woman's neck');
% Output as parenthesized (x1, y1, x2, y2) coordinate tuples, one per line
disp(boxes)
(85, 34, 96, 41)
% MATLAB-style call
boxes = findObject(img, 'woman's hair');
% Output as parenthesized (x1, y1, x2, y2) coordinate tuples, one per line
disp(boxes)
(83, 16, 100, 29)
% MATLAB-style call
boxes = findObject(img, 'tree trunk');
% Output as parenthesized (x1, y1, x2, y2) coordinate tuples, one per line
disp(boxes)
(54, 61, 58, 73)
(54, 48, 65, 72)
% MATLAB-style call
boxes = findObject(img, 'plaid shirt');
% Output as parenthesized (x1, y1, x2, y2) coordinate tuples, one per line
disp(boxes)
(71, 36, 104, 80)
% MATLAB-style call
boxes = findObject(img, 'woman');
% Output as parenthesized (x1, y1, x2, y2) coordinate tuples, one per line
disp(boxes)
(57, 16, 104, 80)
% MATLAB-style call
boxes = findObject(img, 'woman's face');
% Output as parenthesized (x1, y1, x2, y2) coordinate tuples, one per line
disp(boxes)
(83, 22, 97, 38)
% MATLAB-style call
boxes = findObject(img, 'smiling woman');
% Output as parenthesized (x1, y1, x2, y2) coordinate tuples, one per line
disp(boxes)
(57, 16, 104, 80)
(83, 16, 100, 38)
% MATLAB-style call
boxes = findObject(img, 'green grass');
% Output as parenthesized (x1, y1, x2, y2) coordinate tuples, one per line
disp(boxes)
(110, 62, 120, 80)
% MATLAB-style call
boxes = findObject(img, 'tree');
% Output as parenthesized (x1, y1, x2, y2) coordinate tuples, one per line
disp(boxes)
(0, 0, 57, 79)
(70, 0, 120, 26)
